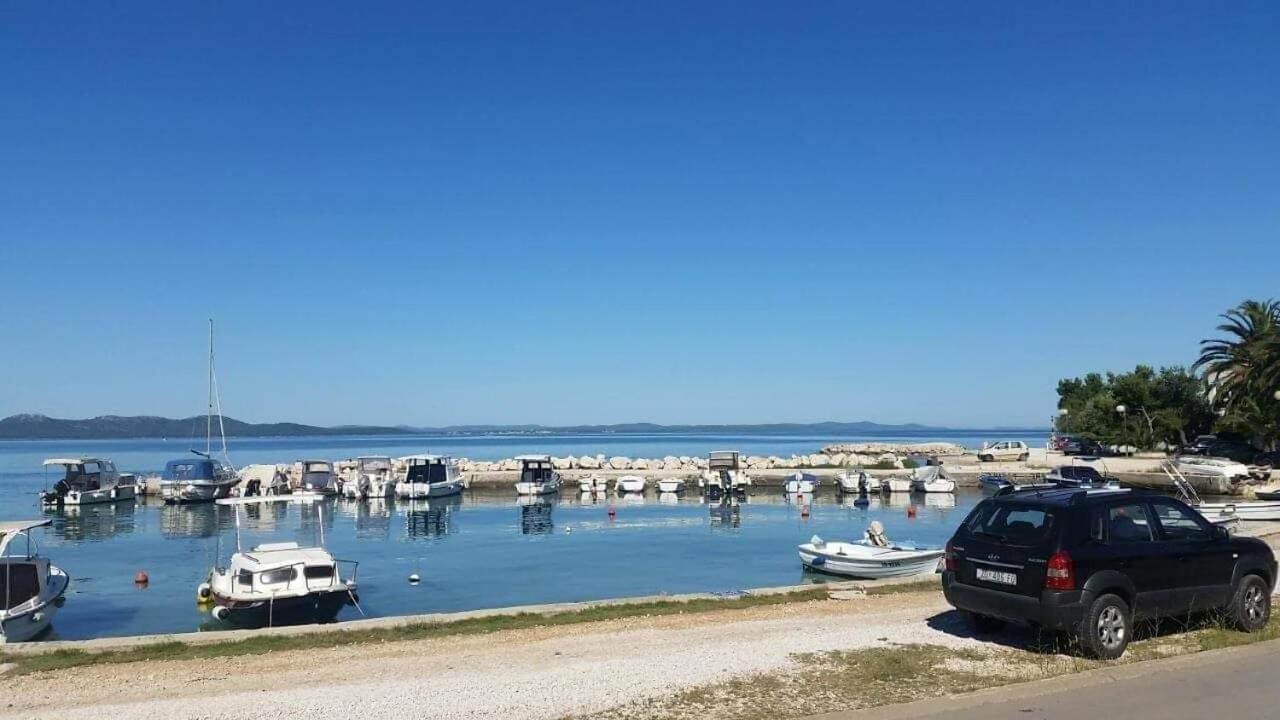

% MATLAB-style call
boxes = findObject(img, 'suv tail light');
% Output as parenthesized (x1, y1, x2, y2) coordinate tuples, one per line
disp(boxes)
(1045, 550, 1074, 591)
(944, 540, 956, 572)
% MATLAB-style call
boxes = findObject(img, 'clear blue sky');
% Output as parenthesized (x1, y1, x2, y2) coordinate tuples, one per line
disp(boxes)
(2, 2, 1277, 429)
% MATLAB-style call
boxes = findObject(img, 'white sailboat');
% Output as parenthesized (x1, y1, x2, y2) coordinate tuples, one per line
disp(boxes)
(0, 520, 70, 643)
(161, 321, 240, 504)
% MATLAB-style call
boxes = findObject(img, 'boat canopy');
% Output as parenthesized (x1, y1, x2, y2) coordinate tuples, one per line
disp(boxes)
(301, 460, 333, 472)
(514, 454, 552, 462)
(406, 461, 451, 485)
(708, 451, 741, 470)
(1056, 466, 1106, 483)
(163, 459, 219, 481)
(913, 465, 952, 483)
(400, 454, 449, 464)
(42, 458, 101, 467)
(0, 519, 50, 558)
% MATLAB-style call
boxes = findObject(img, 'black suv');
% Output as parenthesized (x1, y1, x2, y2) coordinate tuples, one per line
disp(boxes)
(941, 488, 1276, 659)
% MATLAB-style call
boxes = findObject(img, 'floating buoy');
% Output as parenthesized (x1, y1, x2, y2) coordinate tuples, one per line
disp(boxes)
(134, 570, 149, 586)
(408, 573, 421, 584)
(196, 582, 212, 603)
(607, 505, 616, 518)
(565, 526, 572, 534)
(211, 605, 229, 621)
(907, 505, 917, 518)
(800, 504, 810, 518)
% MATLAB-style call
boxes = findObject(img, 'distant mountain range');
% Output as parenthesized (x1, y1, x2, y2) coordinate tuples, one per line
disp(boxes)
(0, 414, 1040, 440)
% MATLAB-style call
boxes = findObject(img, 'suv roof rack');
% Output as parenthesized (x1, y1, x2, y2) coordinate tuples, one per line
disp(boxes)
(995, 485, 1132, 505)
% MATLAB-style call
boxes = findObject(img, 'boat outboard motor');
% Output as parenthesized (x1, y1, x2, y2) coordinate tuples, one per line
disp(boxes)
(865, 521, 890, 547)
(244, 477, 262, 497)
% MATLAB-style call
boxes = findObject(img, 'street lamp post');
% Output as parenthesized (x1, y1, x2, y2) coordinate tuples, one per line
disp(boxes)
(1116, 404, 1128, 455)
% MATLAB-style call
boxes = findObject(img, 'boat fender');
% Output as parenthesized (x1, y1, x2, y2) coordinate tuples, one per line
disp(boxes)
(196, 583, 212, 603)
(408, 573, 421, 584)
(134, 570, 149, 586)
(211, 605, 229, 621)
(31, 612, 44, 624)
(906, 505, 917, 518)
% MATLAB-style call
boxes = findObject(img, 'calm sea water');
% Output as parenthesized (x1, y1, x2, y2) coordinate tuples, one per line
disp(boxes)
(0, 433, 1032, 640)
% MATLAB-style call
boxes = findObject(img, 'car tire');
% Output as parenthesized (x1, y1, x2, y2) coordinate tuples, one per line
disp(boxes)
(979, 454, 992, 463)
(1018, 453, 1029, 461)
(961, 610, 1005, 634)
(1228, 574, 1271, 632)
(1079, 593, 1131, 660)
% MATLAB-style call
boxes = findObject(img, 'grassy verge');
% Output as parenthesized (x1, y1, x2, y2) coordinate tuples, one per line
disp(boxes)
(578, 615, 1280, 720)
(0, 587, 830, 677)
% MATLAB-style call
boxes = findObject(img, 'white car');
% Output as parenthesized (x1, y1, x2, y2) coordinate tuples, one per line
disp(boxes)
(978, 440, 1030, 462)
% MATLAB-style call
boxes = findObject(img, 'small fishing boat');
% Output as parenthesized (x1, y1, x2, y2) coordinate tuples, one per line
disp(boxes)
(39, 458, 138, 506)
(1255, 488, 1280, 502)
(1161, 461, 1280, 524)
(835, 471, 863, 493)
(343, 456, 396, 499)
(910, 465, 956, 493)
(578, 475, 607, 493)
(784, 472, 818, 494)
(1175, 456, 1252, 494)
(698, 450, 751, 495)
(297, 460, 339, 496)
(0, 520, 70, 643)
(657, 477, 686, 493)
(798, 523, 943, 579)
(199, 507, 359, 628)
(395, 455, 464, 499)
(880, 475, 913, 493)
(514, 455, 562, 496)
(160, 455, 240, 504)
(616, 475, 648, 493)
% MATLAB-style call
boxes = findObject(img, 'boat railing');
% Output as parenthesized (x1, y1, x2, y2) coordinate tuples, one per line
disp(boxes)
(1161, 461, 1202, 506)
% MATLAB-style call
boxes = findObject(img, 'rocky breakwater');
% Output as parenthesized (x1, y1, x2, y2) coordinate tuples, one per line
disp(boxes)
(820, 442, 966, 457)
(458, 448, 935, 475)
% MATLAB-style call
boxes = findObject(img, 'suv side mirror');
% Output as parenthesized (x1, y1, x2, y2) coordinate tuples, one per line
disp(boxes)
(1212, 525, 1230, 542)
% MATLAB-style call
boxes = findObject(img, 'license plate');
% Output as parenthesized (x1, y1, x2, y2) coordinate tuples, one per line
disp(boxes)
(976, 568, 1017, 585)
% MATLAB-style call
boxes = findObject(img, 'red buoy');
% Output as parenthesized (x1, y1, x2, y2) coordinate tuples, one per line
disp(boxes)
(800, 504, 810, 518)
(906, 505, 917, 519)
(607, 505, 616, 518)
(134, 570, 150, 586)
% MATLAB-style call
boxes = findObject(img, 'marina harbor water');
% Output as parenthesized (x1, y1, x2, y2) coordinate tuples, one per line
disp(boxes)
(0, 433, 999, 640)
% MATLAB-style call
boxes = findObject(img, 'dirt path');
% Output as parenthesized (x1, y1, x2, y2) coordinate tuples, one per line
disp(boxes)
(0, 593, 978, 720)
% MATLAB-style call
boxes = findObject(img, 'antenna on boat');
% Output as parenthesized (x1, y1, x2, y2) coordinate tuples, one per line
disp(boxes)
(207, 319, 214, 457)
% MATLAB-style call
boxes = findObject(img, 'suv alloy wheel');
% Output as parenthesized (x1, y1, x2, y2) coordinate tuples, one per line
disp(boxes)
(1230, 575, 1271, 632)
(1081, 593, 1131, 659)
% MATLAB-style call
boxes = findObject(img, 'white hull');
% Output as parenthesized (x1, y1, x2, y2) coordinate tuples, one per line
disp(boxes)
(216, 492, 327, 506)
(882, 478, 913, 493)
(798, 541, 942, 579)
(616, 476, 647, 493)
(0, 566, 68, 644)
(343, 480, 396, 500)
(784, 479, 817, 493)
(836, 474, 861, 493)
(395, 479, 464, 499)
(46, 484, 137, 506)
(1196, 502, 1280, 522)
(912, 480, 956, 493)
(515, 478, 561, 496)
(162, 480, 238, 504)
(657, 479, 685, 493)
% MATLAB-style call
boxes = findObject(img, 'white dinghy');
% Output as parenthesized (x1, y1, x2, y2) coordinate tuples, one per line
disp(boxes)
(798, 522, 943, 579)
(616, 475, 647, 494)
(657, 477, 686, 493)
(0, 520, 70, 643)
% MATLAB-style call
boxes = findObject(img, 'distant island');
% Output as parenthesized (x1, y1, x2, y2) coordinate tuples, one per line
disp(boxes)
(0, 414, 1041, 440)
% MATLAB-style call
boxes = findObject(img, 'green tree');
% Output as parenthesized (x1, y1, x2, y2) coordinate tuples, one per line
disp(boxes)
(1194, 299, 1280, 449)
(1055, 366, 1211, 449)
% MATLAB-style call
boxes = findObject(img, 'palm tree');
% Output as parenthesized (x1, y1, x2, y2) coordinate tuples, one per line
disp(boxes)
(1195, 300, 1280, 446)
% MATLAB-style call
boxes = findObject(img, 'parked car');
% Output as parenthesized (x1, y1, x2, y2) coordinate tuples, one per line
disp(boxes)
(1254, 451, 1280, 469)
(1182, 435, 1260, 464)
(978, 441, 1030, 462)
(941, 487, 1276, 659)
(1061, 436, 1105, 456)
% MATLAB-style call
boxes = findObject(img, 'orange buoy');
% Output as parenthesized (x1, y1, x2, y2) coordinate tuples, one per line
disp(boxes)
(134, 570, 150, 586)
(607, 505, 616, 518)
(907, 505, 917, 519)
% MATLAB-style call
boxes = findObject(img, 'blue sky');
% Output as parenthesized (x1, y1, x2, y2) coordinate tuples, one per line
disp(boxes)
(2, 2, 1277, 428)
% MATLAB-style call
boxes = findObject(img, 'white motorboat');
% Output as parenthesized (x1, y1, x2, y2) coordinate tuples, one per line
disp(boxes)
(698, 450, 751, 495)
(657, 477, 686, 493)
(784, 472, 818, 494)
(514, 455, 562, 496)
(199, 507, 359, 628)
(297, 460, 340, 496)
(798, 523, 943, 579)
(344, 456, 396, 499)
(395, 455, 464, 499)
(39, 458, 137, 506)
(578, 475, 610, 493)
(160, 456, 240, 504)
(1176, 456, 1252, 494)
(911, 465, 956, 493)
(161, 321, 241, 504)
(1161, 461, 1279, 524)
(881, 476, 914, 493)
(237, 464, 293, 497)
(616, 475, 647, 493)
(0, 520, 70, 643)
(1045, 464, 1120, 489)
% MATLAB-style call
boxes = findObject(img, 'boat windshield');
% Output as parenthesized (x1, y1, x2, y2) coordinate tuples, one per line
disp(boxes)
(520, 463, 553, 484)
(407, 461, 449, 485)
(0, 562, 40, 610)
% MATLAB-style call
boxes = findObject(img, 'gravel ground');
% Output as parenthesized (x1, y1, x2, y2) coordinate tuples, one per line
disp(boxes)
(0, 593, 983, 720)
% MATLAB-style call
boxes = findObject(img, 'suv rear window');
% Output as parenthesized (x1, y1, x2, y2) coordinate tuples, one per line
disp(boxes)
(964, 503, 1057, 546)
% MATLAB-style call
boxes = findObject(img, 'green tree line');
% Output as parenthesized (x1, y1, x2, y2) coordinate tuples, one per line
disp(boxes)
(1055, 299, 1280, 451)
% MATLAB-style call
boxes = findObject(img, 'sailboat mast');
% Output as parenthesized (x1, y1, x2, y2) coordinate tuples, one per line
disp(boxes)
(207, 319, 214, 455)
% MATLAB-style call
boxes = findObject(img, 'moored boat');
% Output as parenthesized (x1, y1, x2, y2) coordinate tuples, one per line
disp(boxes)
(911, 465, 955, 493)
(698, 451, 751, 496)
(616, 475, 647, 493)
(344, 456, 396, 499)
(514, 455, 562, 496)
(0, 520, 70, 643)
(657, 477, 686, 493)
(784, 472, 817, 494)
(297, 460, 339, 496)
(395, 455, 464, 499)
(798, 523, 943, 579)
(160, 456, 240, 504)
(39, 458, 137, 506)
(880, 475, 913, 493)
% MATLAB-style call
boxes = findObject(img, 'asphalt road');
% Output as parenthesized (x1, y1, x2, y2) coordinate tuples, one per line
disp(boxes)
(818, 638, 1280, 720)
